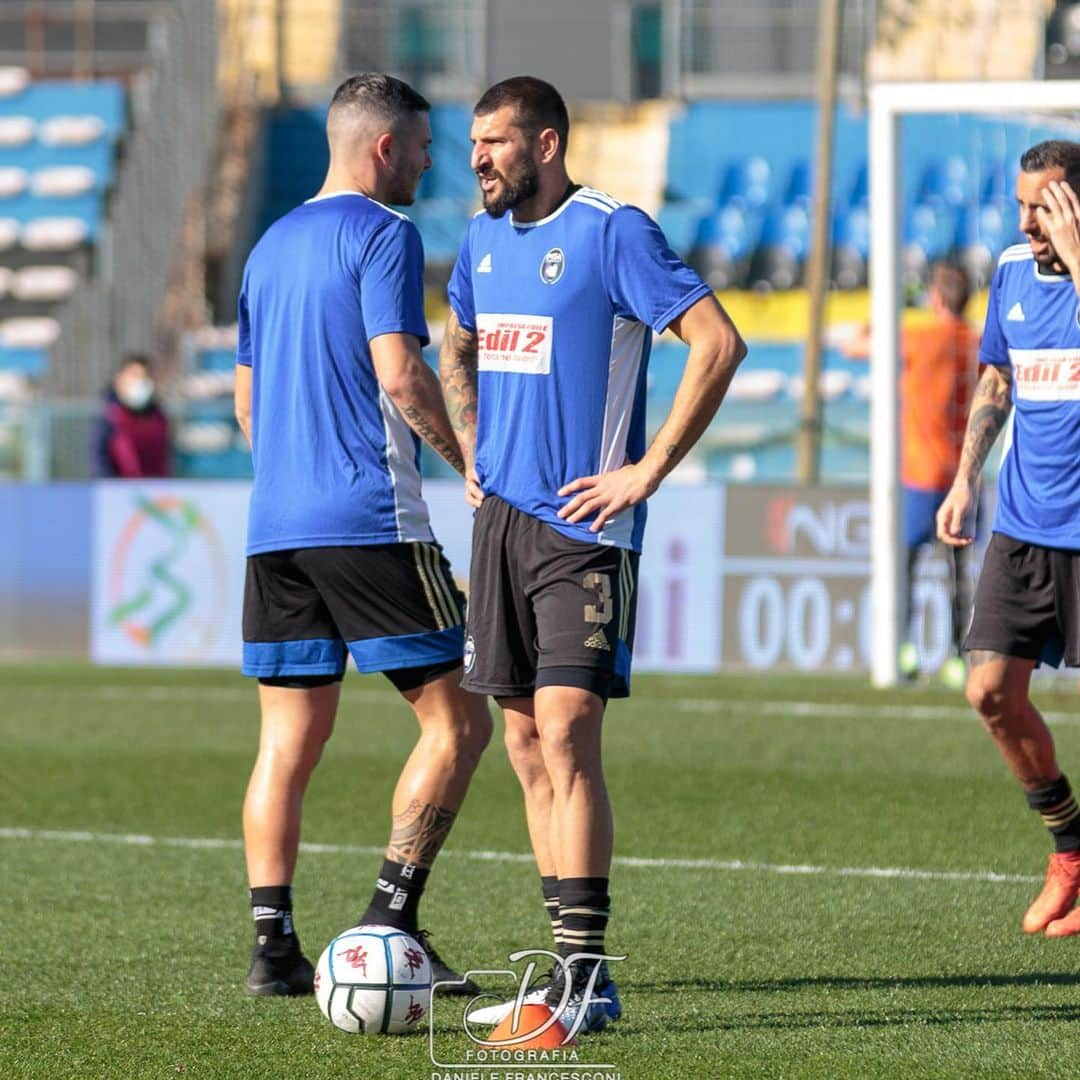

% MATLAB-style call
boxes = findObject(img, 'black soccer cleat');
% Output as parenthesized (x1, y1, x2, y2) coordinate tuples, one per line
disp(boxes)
(415, 928, 481, 996)
(244, 943, 316, 997)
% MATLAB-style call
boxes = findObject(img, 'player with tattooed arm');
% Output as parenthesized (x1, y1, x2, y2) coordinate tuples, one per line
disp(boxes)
(938, 140, 1080, 938)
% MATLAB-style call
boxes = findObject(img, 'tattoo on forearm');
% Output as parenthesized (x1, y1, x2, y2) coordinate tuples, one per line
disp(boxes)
(439, 319, 480, 440)
(400, 404, 465, 474)
(388, 800, 457, 867)
(664, 444, 679, 460)
(957, 369, 1012, 484)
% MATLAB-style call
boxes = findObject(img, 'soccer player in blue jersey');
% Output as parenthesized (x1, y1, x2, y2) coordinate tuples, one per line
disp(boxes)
(233, 74, 492, 997)
(938, 140, 1080, 938)
(440, 76, 746, 1031)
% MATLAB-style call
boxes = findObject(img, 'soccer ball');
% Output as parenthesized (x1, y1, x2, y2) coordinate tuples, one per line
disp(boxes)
(314, 924, 431, 1034)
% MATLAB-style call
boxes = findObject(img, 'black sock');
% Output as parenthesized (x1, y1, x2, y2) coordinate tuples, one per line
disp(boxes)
(541, 875, 562, 952)
(558, 877, 610, 968)
(360, 859, 430, 934)
(250, 884, 295, 950)
(1026, 775, 1080, 853)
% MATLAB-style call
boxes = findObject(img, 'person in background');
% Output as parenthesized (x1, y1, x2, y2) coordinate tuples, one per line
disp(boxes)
(846, 262, 980, 687)
(95, 353, 171, 478)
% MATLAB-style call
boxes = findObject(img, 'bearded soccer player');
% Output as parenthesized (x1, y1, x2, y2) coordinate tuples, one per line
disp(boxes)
(938, 139, 1080, 937)
(234, 73, 491, 996)
(439, 76, 746, 1030)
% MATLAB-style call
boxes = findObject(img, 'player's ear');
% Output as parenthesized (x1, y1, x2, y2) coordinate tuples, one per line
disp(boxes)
(537, 127, 561, 165)
(374, 131, 395, 167)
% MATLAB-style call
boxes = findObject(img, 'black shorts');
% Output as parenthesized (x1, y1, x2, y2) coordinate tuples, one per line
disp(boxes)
(462, 495, 639, 700)
(243, 543, 466, 691)
(964, 532, 1080, 667)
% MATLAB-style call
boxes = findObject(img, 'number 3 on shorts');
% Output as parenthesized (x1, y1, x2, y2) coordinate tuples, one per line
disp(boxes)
(583, 571, 613, 624)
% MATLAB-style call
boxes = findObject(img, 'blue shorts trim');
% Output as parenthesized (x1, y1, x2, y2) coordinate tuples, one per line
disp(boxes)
(614, 637, 632, 693)
(347, 625, 465, 674)
(242, 638, 347, 678)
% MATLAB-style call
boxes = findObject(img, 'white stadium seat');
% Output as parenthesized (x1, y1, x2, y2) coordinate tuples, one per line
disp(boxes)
(786, 370, 854, 401)
(0, 218, 18, 251)
(39, 115, 106, 146)
(726, 369, 786, 402)
(20, 217, 89, 250)
(30, 166, 96, 198)
(0, 167, 28, 198)
(0, 116, 34, 147)
(0, 315, 61, 348)
(11, 265, 80, 302)
(0, 266, 12, 298)
(176, 422, 234, 453)
(0, 371, 31, 402)
(0, 67, 31, 98)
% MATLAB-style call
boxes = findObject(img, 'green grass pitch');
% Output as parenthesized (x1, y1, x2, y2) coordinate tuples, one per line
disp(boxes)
(5, 663, 1080, 1078)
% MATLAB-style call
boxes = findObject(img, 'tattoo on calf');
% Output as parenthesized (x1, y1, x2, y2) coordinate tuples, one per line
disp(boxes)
(388, 799, 457, 867)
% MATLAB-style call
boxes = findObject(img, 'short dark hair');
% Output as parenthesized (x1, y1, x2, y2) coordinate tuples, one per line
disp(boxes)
(328, 73, 430, 130)
(474, 76, 569, 152)
(929, 262, 970, 317)
(120, 352, 150, 372)
(1020, 139, 1080, 187)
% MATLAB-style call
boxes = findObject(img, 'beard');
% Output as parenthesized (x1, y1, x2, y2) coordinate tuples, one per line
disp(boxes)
(385, 162, 421, 207)
(479, 155, 540, 217)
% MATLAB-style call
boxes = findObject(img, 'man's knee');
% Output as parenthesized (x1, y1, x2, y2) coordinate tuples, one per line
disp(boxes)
(965, 665, 1026, 726)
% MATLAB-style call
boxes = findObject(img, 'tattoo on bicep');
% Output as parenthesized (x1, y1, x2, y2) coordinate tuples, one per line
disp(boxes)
(400, 404, 465, 473)
(387, 799, 457, 867)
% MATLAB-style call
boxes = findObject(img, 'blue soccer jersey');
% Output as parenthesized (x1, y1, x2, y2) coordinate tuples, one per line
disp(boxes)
(237, 191, 433, 556)
(447, 187, 711, 551)
(980, 243, 1080, 550)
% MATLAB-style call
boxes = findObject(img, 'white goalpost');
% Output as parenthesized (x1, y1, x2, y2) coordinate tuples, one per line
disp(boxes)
(869, 80, 1080, 687)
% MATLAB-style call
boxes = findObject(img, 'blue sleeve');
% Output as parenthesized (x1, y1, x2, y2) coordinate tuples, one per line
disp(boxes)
(236, 276, 252, 367)
(447, 228, 475, 332)
(601, 206, 712, 333)
(979, 263, 1008, 367)
(360, 216, 431, 346)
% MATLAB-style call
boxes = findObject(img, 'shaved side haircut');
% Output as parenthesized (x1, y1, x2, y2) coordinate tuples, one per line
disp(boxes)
(327, 73, 431, 146)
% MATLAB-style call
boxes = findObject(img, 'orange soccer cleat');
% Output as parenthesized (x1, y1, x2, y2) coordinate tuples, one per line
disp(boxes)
(1022, 852, 1080, 934)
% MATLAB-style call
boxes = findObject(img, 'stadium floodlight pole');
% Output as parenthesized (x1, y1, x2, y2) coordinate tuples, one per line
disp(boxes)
(868, 79, 1080, 688)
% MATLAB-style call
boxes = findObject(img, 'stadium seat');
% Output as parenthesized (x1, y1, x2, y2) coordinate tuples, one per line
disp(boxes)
(0, 167, 28, 197)
(0, 116, 33, 147)
(694, 204, 766, 289)
(655, 198, 709, 257)
(0, 217, 17, 250)
(10, 265, 79, 302)
(30, 166, 97, 197)
(20, 217, 88, 250)
(0, 67, 30, 98)
(38, 116, 106, 147)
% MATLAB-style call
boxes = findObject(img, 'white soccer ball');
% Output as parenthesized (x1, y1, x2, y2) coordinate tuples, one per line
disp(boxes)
(314, 924, 432, 1035)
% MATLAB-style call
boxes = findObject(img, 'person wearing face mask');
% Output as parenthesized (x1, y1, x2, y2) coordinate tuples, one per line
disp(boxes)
(94, 353, 171, 478)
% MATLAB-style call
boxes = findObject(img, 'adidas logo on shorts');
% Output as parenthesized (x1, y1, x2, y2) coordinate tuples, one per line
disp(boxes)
(583, 629, 610, 651)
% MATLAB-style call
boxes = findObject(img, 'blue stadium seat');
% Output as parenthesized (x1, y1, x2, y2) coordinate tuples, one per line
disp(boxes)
(655, 198, 709, 257)
(694, 204, 766, 289)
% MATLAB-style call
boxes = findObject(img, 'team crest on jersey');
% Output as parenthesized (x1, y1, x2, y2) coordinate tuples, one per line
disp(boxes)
(540, 247, 565, 285)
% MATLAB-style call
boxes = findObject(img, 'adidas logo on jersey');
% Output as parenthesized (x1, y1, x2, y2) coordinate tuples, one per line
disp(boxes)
(477, 253, 492, 273)
(1006, 302, 1026, 322)
(583, 629, 610, 651)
